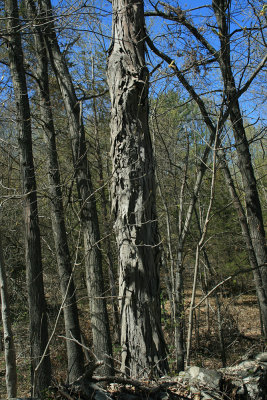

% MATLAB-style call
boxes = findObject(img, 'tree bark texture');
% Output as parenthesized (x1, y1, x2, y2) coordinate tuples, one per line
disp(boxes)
(212, 0, 267, 334)
(37, 0, 113, 374)
(107, 0, 168, 378)
(0, 230, 17, 398)
(26, 0, 85, 382)
(5, 0, 52, 394)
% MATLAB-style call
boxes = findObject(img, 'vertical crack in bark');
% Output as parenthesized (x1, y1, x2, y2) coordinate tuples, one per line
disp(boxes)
(107, 0, 168, 378)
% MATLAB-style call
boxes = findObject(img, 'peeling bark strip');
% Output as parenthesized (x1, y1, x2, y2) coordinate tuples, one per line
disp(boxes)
(107, 0, 168, 377)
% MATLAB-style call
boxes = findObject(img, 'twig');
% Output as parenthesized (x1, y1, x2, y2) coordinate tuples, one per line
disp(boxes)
(57, 387, 75, 400)
(92, 375, 178, 393)
(193, 275, 232, 309)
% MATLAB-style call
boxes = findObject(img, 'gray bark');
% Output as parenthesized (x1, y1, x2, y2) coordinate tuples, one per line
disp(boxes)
(4, 0, 52, 394)
(36, 0, 113, 374)
(26, 0, 85, 382)
(107, 0, 168, 378)
(0, 230, 17, 398)
(212, 0, 267, 334)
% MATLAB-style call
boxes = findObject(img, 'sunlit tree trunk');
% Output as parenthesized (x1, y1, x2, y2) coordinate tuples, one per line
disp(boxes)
(0, 230, 17, 398)
(107, 0, 168, 378)
(5, 0, 51, 394)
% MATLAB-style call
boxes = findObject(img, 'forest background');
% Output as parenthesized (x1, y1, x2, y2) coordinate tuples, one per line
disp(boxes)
(0, 0, 266, 398)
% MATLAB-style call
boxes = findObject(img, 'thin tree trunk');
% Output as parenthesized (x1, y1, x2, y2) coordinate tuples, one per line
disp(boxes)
(5, 0, 51, 394)
(0, 230, 17, 398)
(174, 247, 185, 372)
(186, 131, 218, 368)
(151, 122, 178, 366)
(212, 0, 267, 333)
(35, 0, 113, 374)
(217, 147, 267, 336)
(186, 244, 199, 368)
(215, 294, 226, 367)
(107, 0, 168, 378)
(194, 206, 227, 366)
(155, 165, 184, 373)
(26, 0, 85, 382)
(173, 134, 190, 372)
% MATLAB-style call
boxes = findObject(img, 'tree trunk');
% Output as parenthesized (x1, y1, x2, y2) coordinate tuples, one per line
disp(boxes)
(212, 0, 267, 335)
(194, 206, 227, 366)
(5, 0, 51, 394)
(151, 117, 184, 372)
(26, 0, 85, 382)
(107, 0, 168, 378)
(95, 132, 121, 344)
(175, 247, 185, 372)
(37, 0, 113, 374)
(186, 135, 218, 368)
(217, 148, 267, 337)
(0, 230, 17, 398)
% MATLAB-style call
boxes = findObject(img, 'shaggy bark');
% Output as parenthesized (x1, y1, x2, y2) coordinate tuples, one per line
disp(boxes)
(107, 0, 168, 377)
(5, 0, 51, 394)
(26, 0, 85, 382)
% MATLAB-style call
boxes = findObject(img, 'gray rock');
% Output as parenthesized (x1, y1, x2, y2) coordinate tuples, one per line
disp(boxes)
(188, 366, 222, 390)
(255, 352, 267, 362)
(223, 359, 267, 399)
(176, 358, 267, 399)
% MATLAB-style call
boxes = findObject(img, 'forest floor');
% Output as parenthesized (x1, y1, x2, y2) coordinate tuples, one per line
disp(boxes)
(0, 291, 265, 398)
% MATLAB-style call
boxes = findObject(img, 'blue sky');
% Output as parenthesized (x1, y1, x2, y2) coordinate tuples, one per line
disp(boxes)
(57, 0, 265, 125)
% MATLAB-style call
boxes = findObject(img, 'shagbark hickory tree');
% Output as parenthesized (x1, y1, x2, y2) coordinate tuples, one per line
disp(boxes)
(107, 0, 169, 378)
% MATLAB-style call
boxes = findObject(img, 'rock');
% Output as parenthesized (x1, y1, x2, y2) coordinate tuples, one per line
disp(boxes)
(188, 366, 222, 390)
(175, 358, 267, 399)
(177, 367, 223, 399)
(222, 359, 267, 399)
(255, 352, 267, 362)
